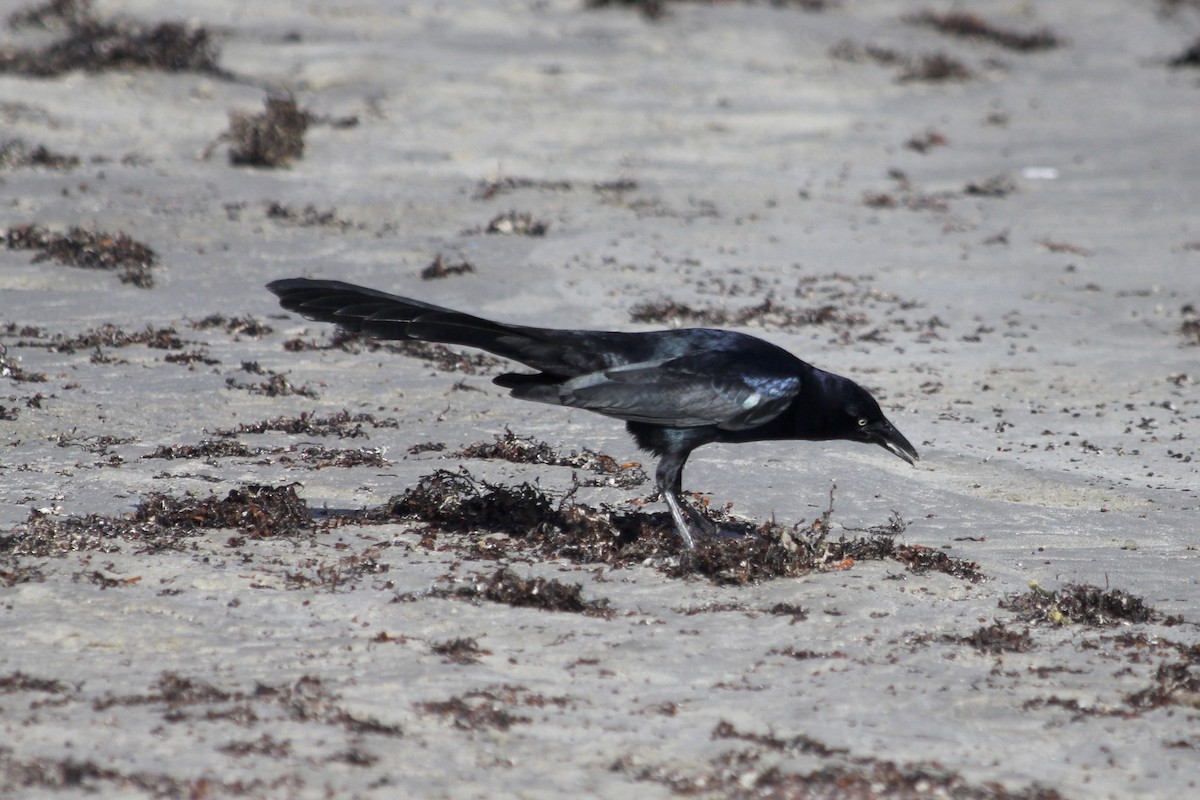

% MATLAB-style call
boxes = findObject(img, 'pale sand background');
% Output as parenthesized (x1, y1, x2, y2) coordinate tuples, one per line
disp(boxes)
(2, 1, 1199, 797)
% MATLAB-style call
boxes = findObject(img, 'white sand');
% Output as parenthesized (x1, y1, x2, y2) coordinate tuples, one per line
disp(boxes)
(2, 1, 1198, 797)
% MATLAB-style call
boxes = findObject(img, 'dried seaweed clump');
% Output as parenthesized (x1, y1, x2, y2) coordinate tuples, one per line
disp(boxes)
(417, 688, 532, 731)
(212, 410, 399, 439)
(897, 52, 973, 82)
(1000, 582, 1171, 627)
(264, 202, 360, 231)
(956, 622, 1035, 655)
(284, 445, 388, 469)
(830, 40, 974, 82)
(1181, 304, 1200, 345)
(907, 10, 1061, 52)
(35, 323, 183, 353)
(224, 361, 318, 399)
(630, 720, 1067, 800)
(964, 174, 1017, 198)
(2, 484, 310, 557)
(421, 255, 476, 280)
(443, 567, 612, 617)
(630, 297, 862, 332)
(133, 484, 312, 538)
(482, 211, 548, 237)
(0, 138, 79, 170)
(1169, 37, 1200, 68)
(227, 97, 310, 168)
(0, 0, 225, 78)
(1126, 655, 1200, 711)
(473, 176, 573, 200)
(4, 511, 127, 557)
(4, 224, 156, 288)
(453, 429, 647, 489)
(143, 440, 257, 460)
(429, 637, 489, 665)
(381, 468, 981, 585)
(584, 0, 667, 20)
(8, 0, 94, 30)
(0, 344, 47, 383)
(584, 0, 830, 20)
(387, 469, 557, 536)
(188, 314, 273, 338)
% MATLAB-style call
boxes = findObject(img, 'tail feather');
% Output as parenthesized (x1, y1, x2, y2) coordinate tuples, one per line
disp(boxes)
(267, 277, 608, 377)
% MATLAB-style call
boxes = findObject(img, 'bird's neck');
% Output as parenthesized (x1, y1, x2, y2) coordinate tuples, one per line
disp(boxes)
(788, 371, 844, 441)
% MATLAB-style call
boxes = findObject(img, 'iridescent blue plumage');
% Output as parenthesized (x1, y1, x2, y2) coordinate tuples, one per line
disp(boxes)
(268, 278, 918, 549)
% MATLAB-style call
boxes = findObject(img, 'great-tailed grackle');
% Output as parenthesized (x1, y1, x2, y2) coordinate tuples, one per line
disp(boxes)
(267, 278, 919, 549)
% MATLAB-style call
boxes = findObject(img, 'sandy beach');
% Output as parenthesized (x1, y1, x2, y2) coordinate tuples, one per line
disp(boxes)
(2, 1, 1199, 797)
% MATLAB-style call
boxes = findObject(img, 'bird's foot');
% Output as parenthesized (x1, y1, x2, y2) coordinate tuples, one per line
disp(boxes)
(682, 502, 752, 540)
(664, 490, 755, 550)
(681, 501, 718, 537)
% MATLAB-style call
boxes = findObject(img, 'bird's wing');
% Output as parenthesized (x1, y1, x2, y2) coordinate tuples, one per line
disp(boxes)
(559, 352, 800, 430)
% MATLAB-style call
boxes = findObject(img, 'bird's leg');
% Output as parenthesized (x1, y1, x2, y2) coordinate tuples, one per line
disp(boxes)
(681, 499, 719, 538)
(661, 489, 697, 551)
(656, 452, 711, 550)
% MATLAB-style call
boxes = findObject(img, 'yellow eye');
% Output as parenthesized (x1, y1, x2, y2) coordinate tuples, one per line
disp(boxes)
(857, 418, 868, 428)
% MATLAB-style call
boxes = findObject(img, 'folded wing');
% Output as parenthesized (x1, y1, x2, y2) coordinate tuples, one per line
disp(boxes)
(534, 352, 801, 430)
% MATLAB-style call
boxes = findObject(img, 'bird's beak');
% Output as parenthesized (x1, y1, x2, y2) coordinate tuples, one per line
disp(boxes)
(866, 419, 919, 466)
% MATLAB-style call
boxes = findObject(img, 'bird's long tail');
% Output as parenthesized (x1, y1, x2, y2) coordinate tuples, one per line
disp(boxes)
(267, 278, 516, 347)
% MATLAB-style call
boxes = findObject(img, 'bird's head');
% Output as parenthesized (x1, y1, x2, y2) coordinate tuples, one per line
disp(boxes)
(802, 375, 919, 466)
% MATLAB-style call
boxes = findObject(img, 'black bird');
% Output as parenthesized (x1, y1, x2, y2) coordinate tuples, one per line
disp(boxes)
(266, 278, 919, 549)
